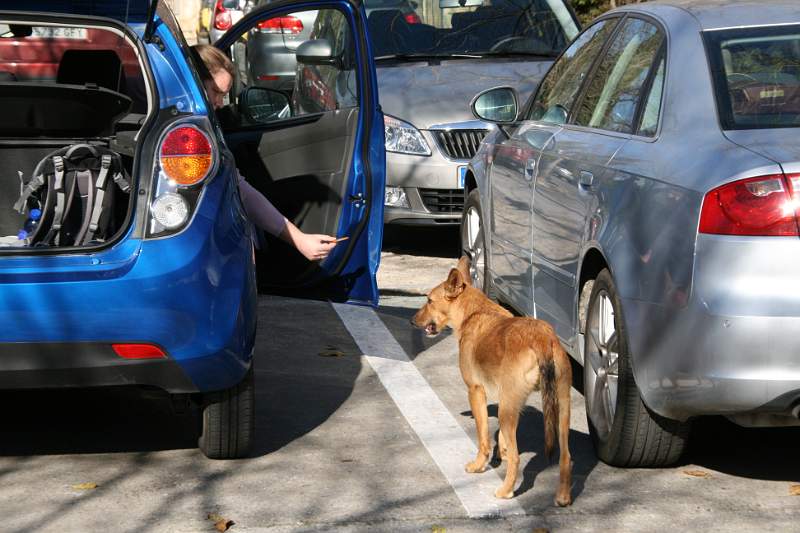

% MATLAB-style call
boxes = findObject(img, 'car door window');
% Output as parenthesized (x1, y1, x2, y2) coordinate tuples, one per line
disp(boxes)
(527, 18, 619, 125)
(637, 55, 665, 136)
(227, 8, 358, 126)
(574, 17, 664, 133)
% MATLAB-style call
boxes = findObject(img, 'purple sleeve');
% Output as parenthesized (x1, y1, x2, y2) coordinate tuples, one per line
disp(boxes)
(237, 172, 288, 237)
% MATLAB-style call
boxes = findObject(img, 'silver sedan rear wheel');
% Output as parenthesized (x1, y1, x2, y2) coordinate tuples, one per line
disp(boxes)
(583, 269, 689, 467)
(584, 289, 619, 442)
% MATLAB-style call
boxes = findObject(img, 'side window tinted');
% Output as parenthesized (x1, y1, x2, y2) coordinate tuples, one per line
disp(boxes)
(574, 18, 664, 133)
(528, 18, 619, 124)
(638, 56, 665, 136)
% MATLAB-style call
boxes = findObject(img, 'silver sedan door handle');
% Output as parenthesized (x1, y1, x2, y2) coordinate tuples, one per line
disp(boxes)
(579, 170, 594, 189)
(524, 159, 536, 181)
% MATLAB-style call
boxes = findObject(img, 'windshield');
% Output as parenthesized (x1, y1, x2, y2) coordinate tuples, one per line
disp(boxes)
(705, 25, 800, 130)
(366, 0, 579, 58)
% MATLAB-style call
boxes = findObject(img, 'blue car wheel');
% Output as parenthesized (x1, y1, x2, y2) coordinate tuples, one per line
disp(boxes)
(198, 366, 255, 459)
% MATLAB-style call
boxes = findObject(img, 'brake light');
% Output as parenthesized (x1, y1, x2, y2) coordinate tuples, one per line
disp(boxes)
(160, 126, 213, 186)
(404, 13, 421, 24)
(112, 343, 166, 359)
(214, 0, 232, 30)
(699, 174, 800, 236)
(257, 16, 304, 34)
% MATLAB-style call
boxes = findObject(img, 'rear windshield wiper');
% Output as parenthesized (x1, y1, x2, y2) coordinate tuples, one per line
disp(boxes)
(374, 53, 483, 61)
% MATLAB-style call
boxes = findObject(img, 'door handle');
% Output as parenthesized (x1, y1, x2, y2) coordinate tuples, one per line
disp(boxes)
(579, 170, 594, 189)
(524, 159, 536, 181)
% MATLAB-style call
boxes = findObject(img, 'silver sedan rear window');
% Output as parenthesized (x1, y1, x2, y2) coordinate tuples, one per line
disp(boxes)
(705, 25, 800, 130)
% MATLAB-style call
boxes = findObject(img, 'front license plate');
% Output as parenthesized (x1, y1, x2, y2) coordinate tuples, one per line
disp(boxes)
(458, 166, 467, 188)
(31, 27, 88, 39)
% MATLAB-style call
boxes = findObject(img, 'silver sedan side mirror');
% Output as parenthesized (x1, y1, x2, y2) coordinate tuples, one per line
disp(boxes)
(470, 86, 519, 124)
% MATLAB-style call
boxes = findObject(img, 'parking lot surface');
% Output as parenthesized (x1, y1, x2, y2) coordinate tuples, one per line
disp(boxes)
(1, 227, 799, 532)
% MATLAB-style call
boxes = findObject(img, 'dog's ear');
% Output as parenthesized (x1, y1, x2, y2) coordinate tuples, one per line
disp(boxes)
(456, 256, 471, 286)
(444, 268, 466, 300)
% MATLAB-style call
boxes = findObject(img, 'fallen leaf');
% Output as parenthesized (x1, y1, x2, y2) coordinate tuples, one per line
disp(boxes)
(207, 513, 235, 532)
(683, 470, 711, 478)
(72, 482, 98, 490)
(431, 526, 446, 533)
(790, 484, 800, 496)
(532, 528, 550, 533)
(215, 519, 235, 532)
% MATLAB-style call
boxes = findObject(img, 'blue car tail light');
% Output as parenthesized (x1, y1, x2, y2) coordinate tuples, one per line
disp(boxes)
(146, 119, 218, 238)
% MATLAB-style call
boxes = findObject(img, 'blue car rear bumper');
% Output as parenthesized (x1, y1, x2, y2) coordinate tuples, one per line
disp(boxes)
(0, 174, 258, 394)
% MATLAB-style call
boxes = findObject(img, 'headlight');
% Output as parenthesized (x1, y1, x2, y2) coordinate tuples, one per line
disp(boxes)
(384, 115, 431, 156)
(385, 186, 409, 208)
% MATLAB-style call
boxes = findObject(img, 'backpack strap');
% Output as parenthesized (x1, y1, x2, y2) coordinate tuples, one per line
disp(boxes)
(13, 172, 45, 214)
(83, 154, 112, 244)
(113, 170, 131, 193)
(42, 156, 66, 245)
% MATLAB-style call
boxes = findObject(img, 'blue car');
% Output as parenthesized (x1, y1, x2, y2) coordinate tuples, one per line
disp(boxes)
(0, 0, 385, 459)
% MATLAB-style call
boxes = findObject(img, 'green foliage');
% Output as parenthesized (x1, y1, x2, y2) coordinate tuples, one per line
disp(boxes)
(570, 0, 650, 25)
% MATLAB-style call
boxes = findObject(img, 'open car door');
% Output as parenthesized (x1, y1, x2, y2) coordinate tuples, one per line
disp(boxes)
(213, 0, 385, 306)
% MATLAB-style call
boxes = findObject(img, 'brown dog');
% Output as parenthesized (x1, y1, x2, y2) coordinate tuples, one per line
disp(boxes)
(413, 257, 572, 506)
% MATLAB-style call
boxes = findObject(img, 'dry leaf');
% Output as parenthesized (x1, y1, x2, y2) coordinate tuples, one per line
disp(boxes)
(207, 513, 234, 532)
(789, 484, 800, 496)
(215, 519, 235, 532)
(72, 482, 98, 490)
(683, 470, 711, 478)
(532, 529, 550, 533)
(431, 526, 446, 533)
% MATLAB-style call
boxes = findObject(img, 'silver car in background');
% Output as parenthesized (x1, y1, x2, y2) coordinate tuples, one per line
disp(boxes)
(245, 3, 318, 92)
(370, 0, 580, 226)
(464, 0, 800, 467)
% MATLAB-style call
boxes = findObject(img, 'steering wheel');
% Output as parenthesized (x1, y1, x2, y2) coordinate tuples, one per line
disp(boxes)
(726, 72, 759, 87)
(489, 36, 528, 53)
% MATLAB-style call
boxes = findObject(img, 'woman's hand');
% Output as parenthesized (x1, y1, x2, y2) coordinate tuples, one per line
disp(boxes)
(294, 232, 339, 261)
(280, 221, 340, 261)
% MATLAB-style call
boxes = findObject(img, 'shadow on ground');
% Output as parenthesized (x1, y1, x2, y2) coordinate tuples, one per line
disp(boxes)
(685, 416, 800, 481)
(382, 226, 460, 258)
(0, 297, 363, 460)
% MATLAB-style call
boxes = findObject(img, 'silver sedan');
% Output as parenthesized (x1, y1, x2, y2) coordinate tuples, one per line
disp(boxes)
(463, 0, 800, 467)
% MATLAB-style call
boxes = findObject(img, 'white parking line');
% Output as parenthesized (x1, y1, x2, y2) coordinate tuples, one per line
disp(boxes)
(332, 302, 526, 519)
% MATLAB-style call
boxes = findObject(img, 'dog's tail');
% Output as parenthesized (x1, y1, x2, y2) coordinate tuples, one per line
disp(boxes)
(540, 343, 559, 459)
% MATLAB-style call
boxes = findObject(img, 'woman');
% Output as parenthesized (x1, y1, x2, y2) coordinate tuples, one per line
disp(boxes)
(192, 44, 339, 261)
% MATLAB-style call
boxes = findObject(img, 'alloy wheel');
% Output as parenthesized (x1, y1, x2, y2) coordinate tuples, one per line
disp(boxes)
(584, 290, 620, 441)
(462, 204, 485, 289)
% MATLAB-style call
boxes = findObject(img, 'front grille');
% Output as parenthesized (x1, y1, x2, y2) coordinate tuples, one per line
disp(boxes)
(433, 129, 488, 160)
(420, 188, 465, 214)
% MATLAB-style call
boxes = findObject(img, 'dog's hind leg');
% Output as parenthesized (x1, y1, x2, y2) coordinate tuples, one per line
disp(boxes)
(465, 384, 491, 474)
(554, 351, 573, 507)
(494, 397, 522, 499)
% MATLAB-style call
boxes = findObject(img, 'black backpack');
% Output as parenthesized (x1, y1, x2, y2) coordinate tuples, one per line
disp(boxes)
(14, 144, 131, 247)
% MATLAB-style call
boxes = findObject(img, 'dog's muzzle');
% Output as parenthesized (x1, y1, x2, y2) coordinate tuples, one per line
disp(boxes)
(424, 322, 439, 337)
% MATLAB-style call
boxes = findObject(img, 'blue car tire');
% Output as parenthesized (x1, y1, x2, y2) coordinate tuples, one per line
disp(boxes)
(198, 366, 255, 459)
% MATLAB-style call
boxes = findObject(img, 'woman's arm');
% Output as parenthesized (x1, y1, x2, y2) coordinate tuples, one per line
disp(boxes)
(237, 173, 338, 261)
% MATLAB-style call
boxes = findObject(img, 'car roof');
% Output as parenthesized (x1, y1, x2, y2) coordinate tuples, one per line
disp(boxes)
(618, 0, 800, 31)
(0, 1, 151, 24)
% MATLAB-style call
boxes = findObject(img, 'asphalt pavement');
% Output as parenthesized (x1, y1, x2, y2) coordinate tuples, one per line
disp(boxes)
(0, 226, 798, 532)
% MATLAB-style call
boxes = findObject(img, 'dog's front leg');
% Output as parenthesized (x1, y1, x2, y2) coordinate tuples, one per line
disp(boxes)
(465, 383, 491, 473)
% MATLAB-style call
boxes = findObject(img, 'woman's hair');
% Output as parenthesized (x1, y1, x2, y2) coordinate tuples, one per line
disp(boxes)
(191, 44, 235, 82)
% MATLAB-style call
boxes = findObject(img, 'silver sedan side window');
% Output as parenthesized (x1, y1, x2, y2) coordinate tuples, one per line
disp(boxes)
(574, 17, 664, 134)
(528, 17, 619, 124)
